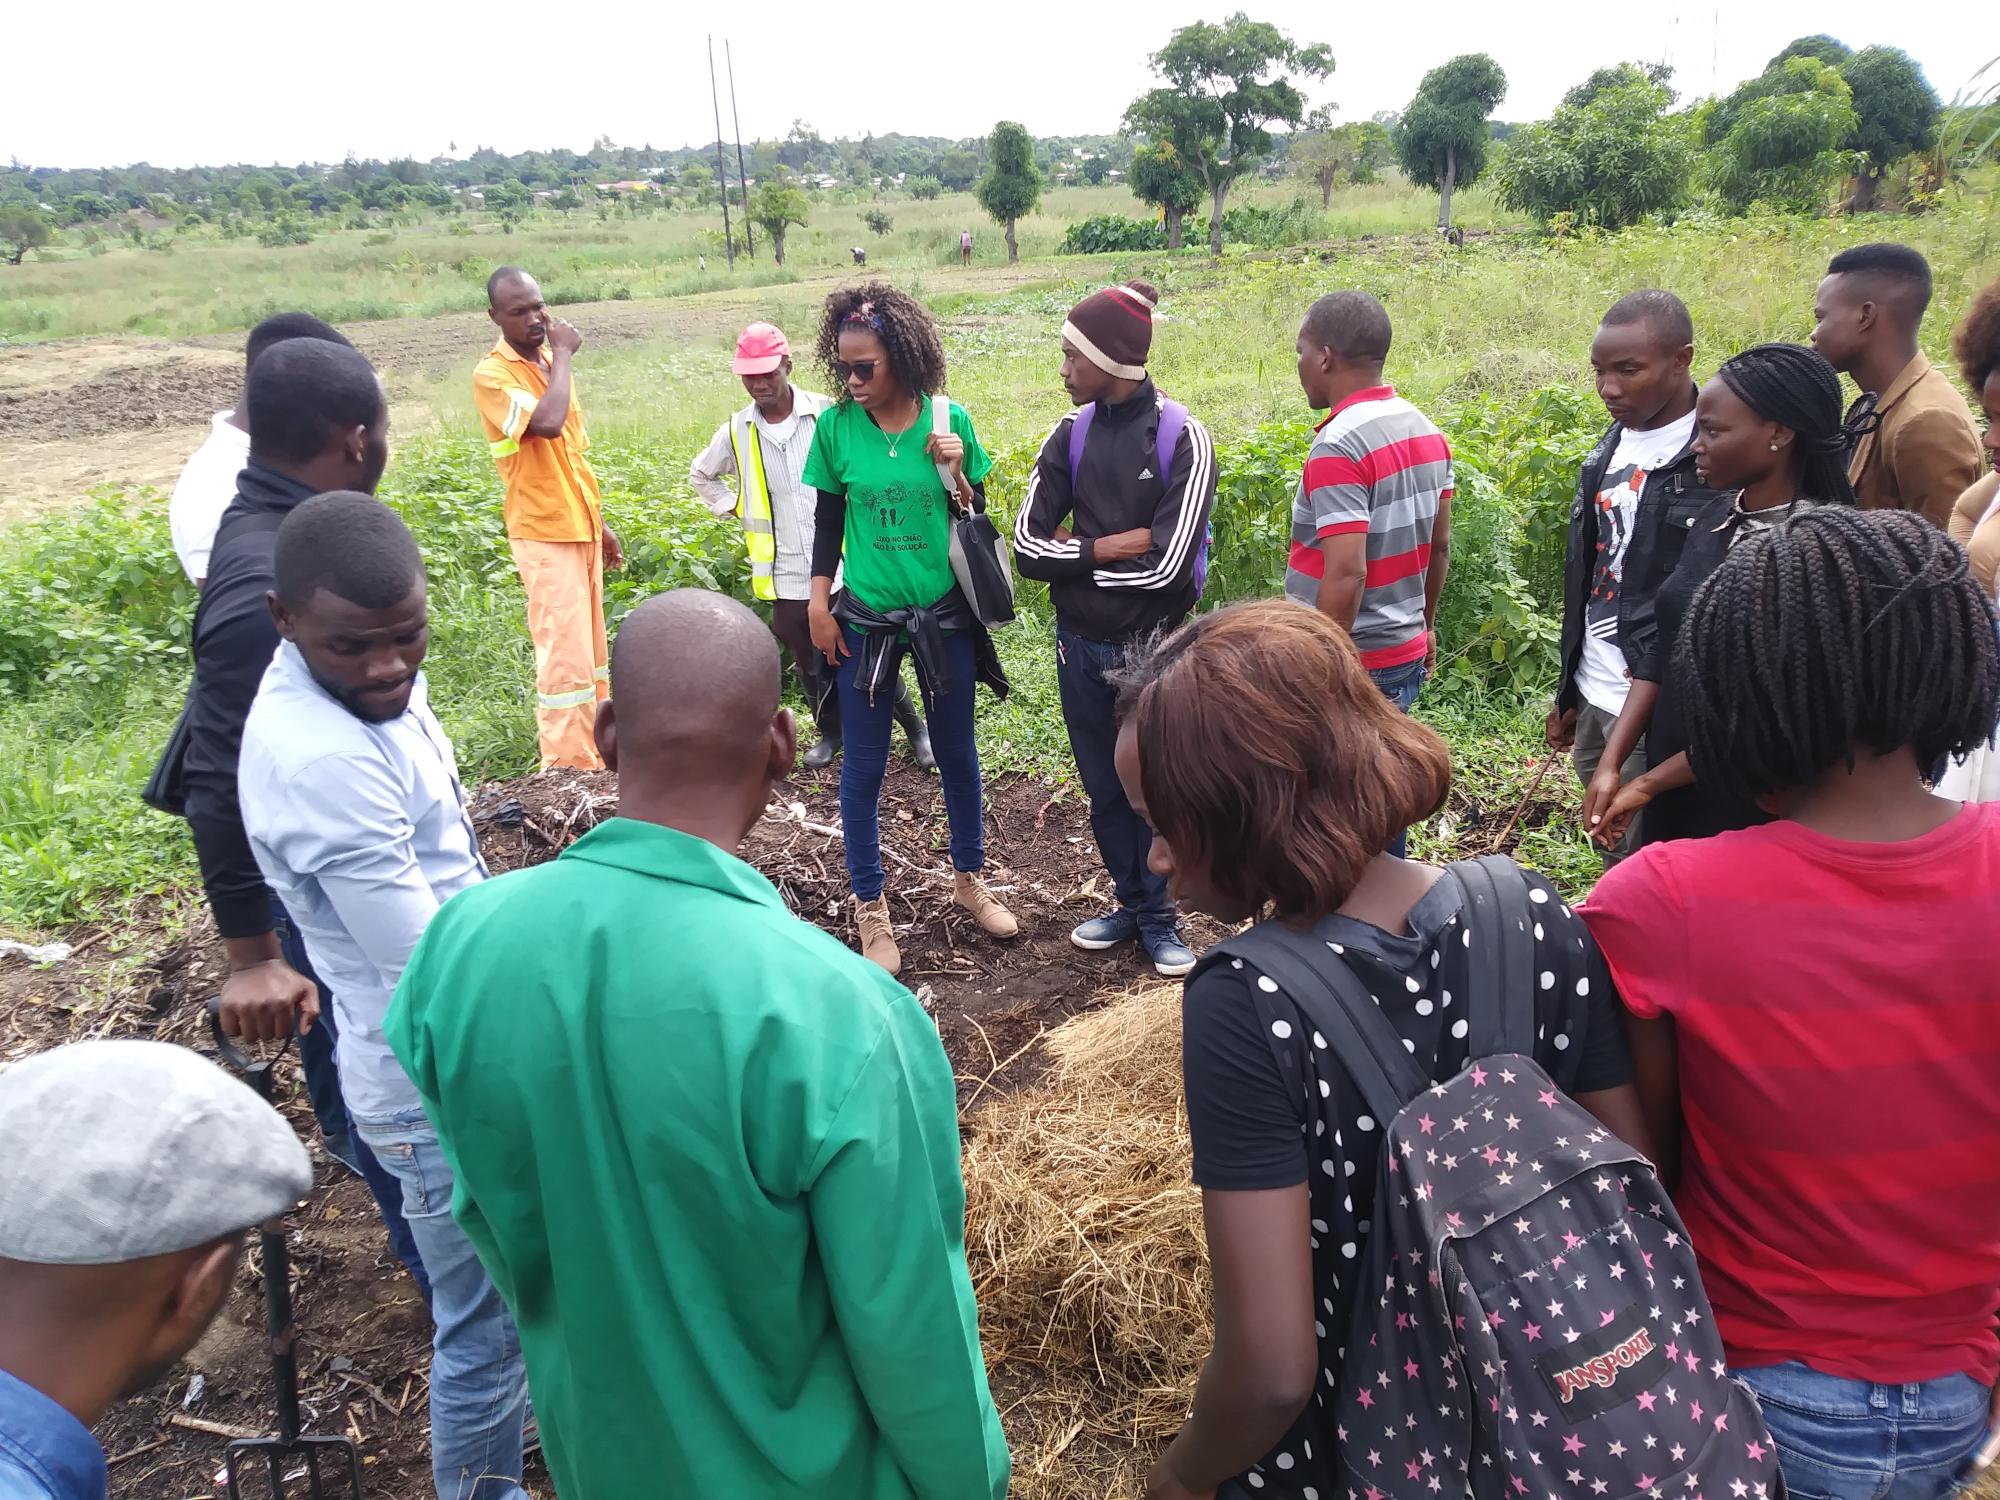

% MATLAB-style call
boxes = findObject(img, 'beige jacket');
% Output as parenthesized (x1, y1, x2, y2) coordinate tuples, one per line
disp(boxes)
(1847, 353, 1985, 530)
(1949, 469, 2000, 599)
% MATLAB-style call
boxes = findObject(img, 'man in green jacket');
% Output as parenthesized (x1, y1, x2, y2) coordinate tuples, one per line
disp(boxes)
(385, 588, 1008, 1500)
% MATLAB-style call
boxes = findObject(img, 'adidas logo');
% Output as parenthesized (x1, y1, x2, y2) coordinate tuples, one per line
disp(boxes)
(1138, 467, 1155, 480)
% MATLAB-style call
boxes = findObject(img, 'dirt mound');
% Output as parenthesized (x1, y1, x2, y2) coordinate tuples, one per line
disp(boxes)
(6, 761, 1202, 1497)
(0, 355, 241, 442)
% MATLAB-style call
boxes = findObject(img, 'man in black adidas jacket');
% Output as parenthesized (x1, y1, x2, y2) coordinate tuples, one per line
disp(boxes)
(1550, 291, 1720, 862)
(1014, 280, 1217, 977)
(170, 336, 425, 1291)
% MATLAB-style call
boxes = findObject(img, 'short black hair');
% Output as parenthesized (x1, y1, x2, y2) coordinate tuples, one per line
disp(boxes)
(274, 491, 424, 609)
(1676, 508, 1999, 804)
(1826, 242, 1934, 318)
(1302, 291, 1392, 365)
(245, 339, 384, 468)
(1600, 289, 1693, 352)
(487, 265, 534, 306)
(244, 313, 350, 376)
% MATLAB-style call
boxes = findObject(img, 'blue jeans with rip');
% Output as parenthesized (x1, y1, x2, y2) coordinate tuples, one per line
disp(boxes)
(1368, 657, 1427, 858)
(352, 1110, 529, 1500)
(1055, 624, 1175, 934)
(1737, 1361, 1992, 1500)
(272, 899, 429, 1301)
(836, 628, 985, 901)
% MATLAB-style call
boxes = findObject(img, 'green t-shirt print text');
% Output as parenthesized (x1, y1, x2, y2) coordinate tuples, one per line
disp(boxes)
(802, 393, 993, 613)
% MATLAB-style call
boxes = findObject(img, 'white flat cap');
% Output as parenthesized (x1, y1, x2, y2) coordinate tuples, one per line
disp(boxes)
(0, 1039, 313, 1265)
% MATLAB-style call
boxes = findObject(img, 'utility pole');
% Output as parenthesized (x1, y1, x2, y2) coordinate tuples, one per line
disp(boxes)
(727, 39, 755, 259)
(707, 34, 735, 267)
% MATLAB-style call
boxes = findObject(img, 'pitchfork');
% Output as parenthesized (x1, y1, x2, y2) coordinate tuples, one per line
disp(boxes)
(207, 996, 366, 1499)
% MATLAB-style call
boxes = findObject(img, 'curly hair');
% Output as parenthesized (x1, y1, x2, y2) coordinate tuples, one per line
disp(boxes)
(1114, 601, 1453, 921)
(1953, 276, 2000, 398)
(1675, 507, 2000, 806)
(813, 282, 947, 402)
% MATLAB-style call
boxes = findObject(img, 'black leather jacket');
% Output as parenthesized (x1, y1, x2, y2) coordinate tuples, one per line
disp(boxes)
(1556, 410, 1721, 713)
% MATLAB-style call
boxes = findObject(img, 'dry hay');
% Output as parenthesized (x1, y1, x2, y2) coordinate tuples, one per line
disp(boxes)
(962, 983, 1207, 1499)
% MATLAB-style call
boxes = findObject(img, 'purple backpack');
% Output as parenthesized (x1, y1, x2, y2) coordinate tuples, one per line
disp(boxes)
(1068, 394, 1213, 599)
(1219, 857, 1783, 1500)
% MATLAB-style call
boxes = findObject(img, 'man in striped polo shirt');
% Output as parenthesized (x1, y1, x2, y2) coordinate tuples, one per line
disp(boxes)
(1288, 290, 1453, 854)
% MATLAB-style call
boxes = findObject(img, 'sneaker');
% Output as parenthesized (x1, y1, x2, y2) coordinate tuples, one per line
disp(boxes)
(1142, 928, 1198, 978)
(1070, 910, 1140, 951)
(952, 871, 1020, 939)
(854, 895, 902, 975)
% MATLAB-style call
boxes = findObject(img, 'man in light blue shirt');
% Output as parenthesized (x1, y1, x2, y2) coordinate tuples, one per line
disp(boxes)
(237, 491, 528, 1500)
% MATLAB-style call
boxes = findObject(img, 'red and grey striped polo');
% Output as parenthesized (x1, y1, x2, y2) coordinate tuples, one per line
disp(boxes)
(1284, 385, 1453, 669)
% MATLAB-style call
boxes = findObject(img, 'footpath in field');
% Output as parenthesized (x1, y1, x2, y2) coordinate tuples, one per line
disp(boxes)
(0, 758, 1213, 1500)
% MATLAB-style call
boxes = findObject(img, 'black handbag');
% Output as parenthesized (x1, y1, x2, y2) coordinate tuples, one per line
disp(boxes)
(933, 396, 1016, 627)
(142, 698, 193, 816)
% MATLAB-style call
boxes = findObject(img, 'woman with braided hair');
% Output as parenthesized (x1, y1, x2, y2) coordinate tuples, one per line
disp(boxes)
(1581, 507, 2000, 1500)
(1583, 342, 1856, 847)
(801, 282, 1018, 974)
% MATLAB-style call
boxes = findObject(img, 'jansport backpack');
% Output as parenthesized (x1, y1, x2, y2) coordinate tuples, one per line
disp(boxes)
(1068, 395, 1214, 598)
(1218, 856, 1784, 1500)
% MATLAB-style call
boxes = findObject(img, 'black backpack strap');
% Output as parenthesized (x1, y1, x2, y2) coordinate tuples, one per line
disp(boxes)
(1217, 923, 1431, 1128)
(1452, 856, 1537, 1058)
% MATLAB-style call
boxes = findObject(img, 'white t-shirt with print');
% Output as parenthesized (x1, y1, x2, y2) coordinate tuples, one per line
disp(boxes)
(1574, 411, 1696, 716)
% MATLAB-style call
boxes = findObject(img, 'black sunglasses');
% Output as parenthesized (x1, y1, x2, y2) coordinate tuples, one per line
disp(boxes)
(834, 359, 881, 383)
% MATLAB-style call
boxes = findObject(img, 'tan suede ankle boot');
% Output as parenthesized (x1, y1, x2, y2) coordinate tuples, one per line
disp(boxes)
(853, 895, 902, 975)
(952, 871, 1020, 939)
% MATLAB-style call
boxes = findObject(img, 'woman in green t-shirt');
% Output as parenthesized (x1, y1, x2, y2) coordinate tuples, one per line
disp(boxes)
(801, 283, 1019, 975)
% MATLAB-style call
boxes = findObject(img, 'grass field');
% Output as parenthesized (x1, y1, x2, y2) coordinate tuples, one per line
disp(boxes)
(3, 181, 1999, 933)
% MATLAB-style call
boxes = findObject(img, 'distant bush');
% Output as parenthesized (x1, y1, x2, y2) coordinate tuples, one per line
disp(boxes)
(1060, 214, 1168, 253)
(256, 215, 314, 247)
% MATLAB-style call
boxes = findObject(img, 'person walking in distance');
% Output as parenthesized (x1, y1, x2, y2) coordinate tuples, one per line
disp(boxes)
(1811, 242, 1984, 529)
(802, 284, 1020, 975)
(172, 336, 426, 1297)
(689, 322, 933, 772)
(237, 493, 530, 1500)
(960, 228, 972, 266)
(1550, 291, 1717, 862)
(386, 590, 1011, 1500)
(0, 1040, 313, 1500)
(1288, 291, 1453, 856)
(168, 313, 351, 589)
(475, 266, 623, 770)
(1014, 280, 1216, 977)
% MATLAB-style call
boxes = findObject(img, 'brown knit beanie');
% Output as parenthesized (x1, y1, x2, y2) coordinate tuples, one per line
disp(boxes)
(1062, 280, 1158, 379)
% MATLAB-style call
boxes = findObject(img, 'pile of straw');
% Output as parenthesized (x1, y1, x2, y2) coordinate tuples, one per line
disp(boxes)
(962, 983, 1209, 1499)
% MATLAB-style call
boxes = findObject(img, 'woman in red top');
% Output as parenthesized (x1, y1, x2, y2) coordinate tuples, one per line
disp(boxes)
(1582, 508, 2000, 1500)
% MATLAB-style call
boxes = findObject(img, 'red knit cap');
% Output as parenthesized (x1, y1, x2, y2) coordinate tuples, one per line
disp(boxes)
(1062, 279, 1158, 379)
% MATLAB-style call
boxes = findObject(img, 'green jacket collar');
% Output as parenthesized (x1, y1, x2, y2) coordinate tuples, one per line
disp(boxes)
(559, 817, 784, 910)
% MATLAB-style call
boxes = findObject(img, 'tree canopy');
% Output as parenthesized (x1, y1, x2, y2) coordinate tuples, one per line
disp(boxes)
(975, 121, 1042, 261)
(1768, 35, 1852, 72)
(1497, 70, 1692, 229)
(1123, 12, 1332, 255)
(1703, 56, 1859, 212)
(1291, 109, 1394, 207)
(1840, 45, 1941, 205)
(747, 170, 810, 266)
(1127, 139, 1204, 249)
(1396, 53, 1508, 228)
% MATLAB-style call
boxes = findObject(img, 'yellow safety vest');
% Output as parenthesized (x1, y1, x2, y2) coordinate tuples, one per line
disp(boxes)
(727, 413, 777, 601)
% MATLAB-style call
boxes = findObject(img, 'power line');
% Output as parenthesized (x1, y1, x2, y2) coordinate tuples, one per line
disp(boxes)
(727, 39, 754, 260)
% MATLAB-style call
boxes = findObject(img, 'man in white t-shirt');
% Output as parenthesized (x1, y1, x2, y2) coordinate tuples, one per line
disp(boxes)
(1549, 291, 1718, 862)
(169, 313, 354, 585)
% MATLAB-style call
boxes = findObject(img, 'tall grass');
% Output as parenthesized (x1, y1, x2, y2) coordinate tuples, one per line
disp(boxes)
(4, 202, 1999, 929)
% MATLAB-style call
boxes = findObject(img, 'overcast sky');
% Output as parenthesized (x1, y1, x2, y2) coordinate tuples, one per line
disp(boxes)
(7, 0, 1982, 170)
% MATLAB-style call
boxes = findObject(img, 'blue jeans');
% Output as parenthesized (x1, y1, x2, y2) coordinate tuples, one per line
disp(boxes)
(1369, 658, 1428, 858)
(836, 628, 984, 900)
(273, 899, 429, 1302)
(353, 1112, 529, 1500)
(1055, 624, 1174, 933)
(1737, 1361, 1992, 1500)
